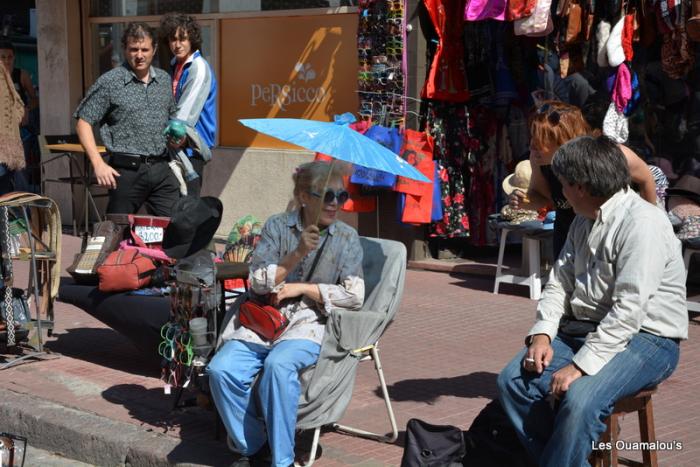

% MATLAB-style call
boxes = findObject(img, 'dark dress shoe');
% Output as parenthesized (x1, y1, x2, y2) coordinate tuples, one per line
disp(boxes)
(230, 456, 252, 467)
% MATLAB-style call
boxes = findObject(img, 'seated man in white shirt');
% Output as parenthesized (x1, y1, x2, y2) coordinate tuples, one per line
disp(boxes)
(497, 135, 688, 467)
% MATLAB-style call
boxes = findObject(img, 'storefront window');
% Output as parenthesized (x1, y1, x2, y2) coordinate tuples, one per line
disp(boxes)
(90, 0, 356, 16)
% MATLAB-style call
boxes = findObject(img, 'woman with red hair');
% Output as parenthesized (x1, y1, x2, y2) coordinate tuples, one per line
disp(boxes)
(510, 101, 656, 257)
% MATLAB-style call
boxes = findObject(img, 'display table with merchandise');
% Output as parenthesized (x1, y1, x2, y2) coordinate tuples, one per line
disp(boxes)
(58, 262, 249, 354)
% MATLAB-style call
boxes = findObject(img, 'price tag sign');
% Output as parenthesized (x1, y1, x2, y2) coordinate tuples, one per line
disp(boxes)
(134, 225, 164, 244)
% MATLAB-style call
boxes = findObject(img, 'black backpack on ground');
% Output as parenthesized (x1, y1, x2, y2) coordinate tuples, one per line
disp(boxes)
(462, 399, 536, 467)
(401, 418, 465, 467)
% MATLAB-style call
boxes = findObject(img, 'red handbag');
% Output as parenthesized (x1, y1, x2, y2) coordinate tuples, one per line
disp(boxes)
(239, 299, 289, 341)
(97, 249, 157, 292)
(238, 235, 329, 341)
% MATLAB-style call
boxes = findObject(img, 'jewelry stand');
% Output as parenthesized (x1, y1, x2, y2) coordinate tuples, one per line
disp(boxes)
(0, 196, 61, 370)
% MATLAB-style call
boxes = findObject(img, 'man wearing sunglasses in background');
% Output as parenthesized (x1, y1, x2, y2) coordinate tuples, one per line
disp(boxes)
(160, 13, 217, 197)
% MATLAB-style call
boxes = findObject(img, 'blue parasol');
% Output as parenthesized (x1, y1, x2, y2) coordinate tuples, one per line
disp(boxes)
(239, 113, 430, 183)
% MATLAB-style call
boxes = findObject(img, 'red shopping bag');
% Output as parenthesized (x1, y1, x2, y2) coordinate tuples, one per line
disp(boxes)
(399, 132, 435, 224)
(394, 130, 434, 197)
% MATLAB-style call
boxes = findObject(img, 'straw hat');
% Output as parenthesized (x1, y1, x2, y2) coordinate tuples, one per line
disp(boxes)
(502, 160, 532, 195)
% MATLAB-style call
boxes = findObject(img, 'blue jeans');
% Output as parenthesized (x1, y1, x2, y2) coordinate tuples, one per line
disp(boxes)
(207, 339, 321, 467)
(497, 332, 679, 467)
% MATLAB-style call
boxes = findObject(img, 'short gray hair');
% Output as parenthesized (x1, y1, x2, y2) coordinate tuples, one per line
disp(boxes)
(292, 161, 349, 200)
(551, 135, 630, 198)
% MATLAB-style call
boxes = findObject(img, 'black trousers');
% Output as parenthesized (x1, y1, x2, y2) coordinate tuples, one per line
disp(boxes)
(0, 172, 13, 196)
(186, 156, 206, 197)
(106, 158, 180, 216)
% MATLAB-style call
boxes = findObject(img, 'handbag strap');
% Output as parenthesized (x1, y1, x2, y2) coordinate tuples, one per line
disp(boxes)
(304, 232, 329, 282)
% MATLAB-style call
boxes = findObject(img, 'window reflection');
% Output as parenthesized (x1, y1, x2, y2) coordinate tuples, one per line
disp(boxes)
(91, 22, 213, 80)
(90, 0, 357, 16)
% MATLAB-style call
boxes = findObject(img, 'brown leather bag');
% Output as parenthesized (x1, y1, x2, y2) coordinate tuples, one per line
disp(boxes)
(688, 0, 700, 41)
(97, 249, 156, 292)
(67, 220, 126, 285)
(565, 1, 583, 44)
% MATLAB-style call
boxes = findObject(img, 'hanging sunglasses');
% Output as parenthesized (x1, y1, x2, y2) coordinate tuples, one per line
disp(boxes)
(311, 189, 350, 204)
(388, 0, 404, 12)
(536, 103, 566, 126)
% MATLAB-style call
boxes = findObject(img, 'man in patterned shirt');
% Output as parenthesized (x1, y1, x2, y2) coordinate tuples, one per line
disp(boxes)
(74, 22, 179, 216)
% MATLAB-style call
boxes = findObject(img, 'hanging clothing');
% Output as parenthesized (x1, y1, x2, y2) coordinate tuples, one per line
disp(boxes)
(421, 0, 470, 102)
(0, 64, 25, 172)
(426, 102, 472, 238)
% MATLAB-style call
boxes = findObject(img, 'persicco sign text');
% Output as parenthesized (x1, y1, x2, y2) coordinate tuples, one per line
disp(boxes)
(220, 14, 358, 148)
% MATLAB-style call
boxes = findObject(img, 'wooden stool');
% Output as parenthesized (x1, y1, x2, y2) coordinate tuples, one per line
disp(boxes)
(591, 387, 658, 467)
(682, 244, 700, 313)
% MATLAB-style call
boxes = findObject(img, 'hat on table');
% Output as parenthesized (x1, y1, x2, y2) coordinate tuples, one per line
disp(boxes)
(163, 196, 223, 259)
(502, 160, 532, 195)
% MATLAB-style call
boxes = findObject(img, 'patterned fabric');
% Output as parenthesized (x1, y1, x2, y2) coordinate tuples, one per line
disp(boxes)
(0, 64, 25, 171)
(221, 210, 365, 347)
(73, 64, 174, 156)
(648, 164, 669, 209)
(500, 205, 539, 224)
(426, 102, 474, 238)
(677, 215, 700, 240)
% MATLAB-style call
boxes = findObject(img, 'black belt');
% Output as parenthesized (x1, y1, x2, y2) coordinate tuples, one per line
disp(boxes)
(109, 151, 167, 169)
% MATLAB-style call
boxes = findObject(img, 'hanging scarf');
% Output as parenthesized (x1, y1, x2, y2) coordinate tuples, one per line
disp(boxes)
(0, 64, 25, 171)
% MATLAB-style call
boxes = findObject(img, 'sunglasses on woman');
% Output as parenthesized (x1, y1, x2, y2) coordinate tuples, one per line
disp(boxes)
(536, 103, 566, 125)
(311, 189, 350, 204)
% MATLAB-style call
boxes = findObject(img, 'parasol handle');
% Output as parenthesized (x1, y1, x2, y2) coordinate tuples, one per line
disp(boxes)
(313, 159, 336, 226)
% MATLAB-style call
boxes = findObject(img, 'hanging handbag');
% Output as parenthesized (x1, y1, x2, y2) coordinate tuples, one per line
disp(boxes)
(465, 0, 507, 21)
(506, 0, 537, 21)
(514, 0, 554, 36)
(565, 1, 583, 44)
(239, 234, 329, 341)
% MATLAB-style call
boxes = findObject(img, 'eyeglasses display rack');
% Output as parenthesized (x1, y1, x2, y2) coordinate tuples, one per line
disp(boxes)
(159, 252, 220, 409)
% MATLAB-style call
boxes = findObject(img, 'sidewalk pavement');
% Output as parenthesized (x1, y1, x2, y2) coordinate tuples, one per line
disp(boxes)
(1, 234, 699, 466)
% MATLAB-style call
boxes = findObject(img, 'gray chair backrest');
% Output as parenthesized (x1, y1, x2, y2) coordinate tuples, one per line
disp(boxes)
(359, 236, 406, 325)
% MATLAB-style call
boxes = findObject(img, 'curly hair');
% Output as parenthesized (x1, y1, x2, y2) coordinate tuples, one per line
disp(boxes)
(159, 13, 202, 52)
(530, 100, 591, 155)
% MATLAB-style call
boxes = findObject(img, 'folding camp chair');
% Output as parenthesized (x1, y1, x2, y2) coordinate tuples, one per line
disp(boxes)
(213, 236, 406, 466)
(294, 236, 406, 465)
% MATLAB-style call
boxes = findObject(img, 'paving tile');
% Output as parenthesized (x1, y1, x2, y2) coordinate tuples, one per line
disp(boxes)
(1, 234, 698, 465)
